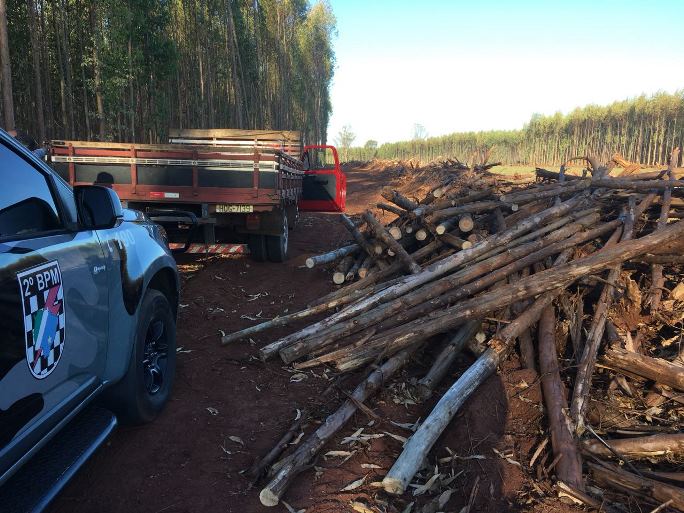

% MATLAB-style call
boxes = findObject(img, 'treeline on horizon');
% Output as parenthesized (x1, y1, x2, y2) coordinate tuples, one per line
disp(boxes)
(348, 92, 684, 167)
(3, 0, 335, 145)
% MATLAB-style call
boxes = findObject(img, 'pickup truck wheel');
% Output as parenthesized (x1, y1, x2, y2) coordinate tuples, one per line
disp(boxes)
(105, 289, 176, 425)
(266, 213, 288, 262)
(248, 234, 268, 262)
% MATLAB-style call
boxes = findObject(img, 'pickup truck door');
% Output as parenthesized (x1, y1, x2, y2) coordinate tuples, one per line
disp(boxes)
(0, 139, 109, 481)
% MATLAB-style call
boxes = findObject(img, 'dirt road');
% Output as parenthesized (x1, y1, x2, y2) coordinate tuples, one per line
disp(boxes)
(52, 166, 565, 513)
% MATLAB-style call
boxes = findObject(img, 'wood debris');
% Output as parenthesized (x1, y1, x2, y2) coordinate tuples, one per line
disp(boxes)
(223, 151, 684, 510)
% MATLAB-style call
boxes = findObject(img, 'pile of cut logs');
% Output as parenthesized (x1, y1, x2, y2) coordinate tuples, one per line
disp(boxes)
(223, 151, 684, 511)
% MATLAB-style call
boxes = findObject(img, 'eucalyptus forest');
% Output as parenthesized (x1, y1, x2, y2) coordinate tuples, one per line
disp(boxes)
(350, 91, 684, 167)
(0, 0, 335, 145)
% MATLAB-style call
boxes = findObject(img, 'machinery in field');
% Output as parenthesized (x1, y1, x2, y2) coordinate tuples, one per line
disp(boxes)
(49, 129, 346, 262)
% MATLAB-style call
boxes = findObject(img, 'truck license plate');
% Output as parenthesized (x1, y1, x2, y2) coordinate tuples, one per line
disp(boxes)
(215, 204, 253, 213)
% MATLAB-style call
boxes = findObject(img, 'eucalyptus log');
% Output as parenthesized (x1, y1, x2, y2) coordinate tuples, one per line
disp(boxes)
(333, 255, 355, 285)
(589, 462, 684, 510)
(363, 210, 420, 274)
(414, 228, 428, 241)
(500, 180, 591, 204)
(259, 346, 418, 506)
(221, 285, 377, 346)
(429, 200, 516, 223)
(415, 187, 494, 218)
(277, 197, 589, 360)
(636, 254, 684, 264)
(382, 274, 569, 495)
(570, 198, 638, 432)
(591, 177, 684, 191)
(601, 347, 684, 391)
(306, 244, 358, 269)
(331, 218, 684, 371)
(339, 214, 379, 260)
(281, 214, 600, 365)
(646, 148, 679, 313)
(458, 214, 475, 232)
(434, 217, 457, 235)
(440, 232, 472, 250)
(357, 254, 373, 279)
(247, 412, 306, 480)
(538, 305, 583, 490)
(381, 188, 418, 211)
(583, 433, 684, 460)
(376, 202, 405, 217)
(388, 226, 402, 240)
(308, 239, 445, 308)
(415, 320, 481, 400)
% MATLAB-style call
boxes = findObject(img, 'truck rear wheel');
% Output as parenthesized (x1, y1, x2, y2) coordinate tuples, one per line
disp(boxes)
(266, 213, 289, 262)
(248, 234, 268, 262)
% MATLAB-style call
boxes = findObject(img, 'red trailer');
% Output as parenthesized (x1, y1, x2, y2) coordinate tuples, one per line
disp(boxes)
(49, 129, 346, 262)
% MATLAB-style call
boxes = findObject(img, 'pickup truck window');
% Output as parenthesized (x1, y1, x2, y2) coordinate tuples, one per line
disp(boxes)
(0, 143, 62, 240)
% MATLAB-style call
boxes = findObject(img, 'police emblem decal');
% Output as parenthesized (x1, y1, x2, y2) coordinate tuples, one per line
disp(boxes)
(17, 261, 66, 379)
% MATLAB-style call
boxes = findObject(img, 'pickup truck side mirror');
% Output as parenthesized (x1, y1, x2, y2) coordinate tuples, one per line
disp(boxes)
(74, 185, 123, 230)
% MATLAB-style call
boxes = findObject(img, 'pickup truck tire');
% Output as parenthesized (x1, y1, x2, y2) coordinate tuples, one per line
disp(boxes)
(266, 213, 289, 262)
(248, 234, 268, 262)
(104, 289, 177, 425)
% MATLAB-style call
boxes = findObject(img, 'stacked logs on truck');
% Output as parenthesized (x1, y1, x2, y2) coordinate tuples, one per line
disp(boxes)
(224, 151, 684, 511)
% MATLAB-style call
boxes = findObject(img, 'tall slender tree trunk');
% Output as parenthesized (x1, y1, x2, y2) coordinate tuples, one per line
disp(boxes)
(90, 2, 105, 140)
(128, 36, 135, 141)
(59, 0, 75, 138)
(26, 0, 45, 140)
(0, 0, 15, 130)
(40, 0, 54, 136)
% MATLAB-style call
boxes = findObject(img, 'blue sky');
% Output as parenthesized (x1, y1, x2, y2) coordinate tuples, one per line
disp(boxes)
(326, 0, 684, 145)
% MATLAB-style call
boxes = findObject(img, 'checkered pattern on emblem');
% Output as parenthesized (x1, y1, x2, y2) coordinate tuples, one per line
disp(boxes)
(18, 261, 66, 379)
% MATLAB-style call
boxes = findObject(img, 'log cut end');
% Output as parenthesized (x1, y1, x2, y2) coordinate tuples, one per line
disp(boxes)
(333, 272, 346, 285)
(305, 257, 315, 269)
(389, 226, 402, 240)
(415, 229, 428, 241)
(259, 488, 280, 507)
(382, 476, 405, 495)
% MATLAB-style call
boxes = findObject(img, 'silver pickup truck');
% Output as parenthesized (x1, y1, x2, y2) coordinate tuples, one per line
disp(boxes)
(0, 130, 179, 512)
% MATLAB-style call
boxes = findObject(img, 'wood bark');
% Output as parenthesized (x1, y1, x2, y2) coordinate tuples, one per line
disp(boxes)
(333, 255, 355, 285)
(646, 148, 680, 313)
(538, 305, 583, 490)
(363, 210, 420, 274)
(602, 347, 684, 391)
(305, 244, 358, 269)
(416, 320, 481, 400)
(590, 462, 684, 510)
(381, 188, 418, 211)
(583, 433, 684, 460)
